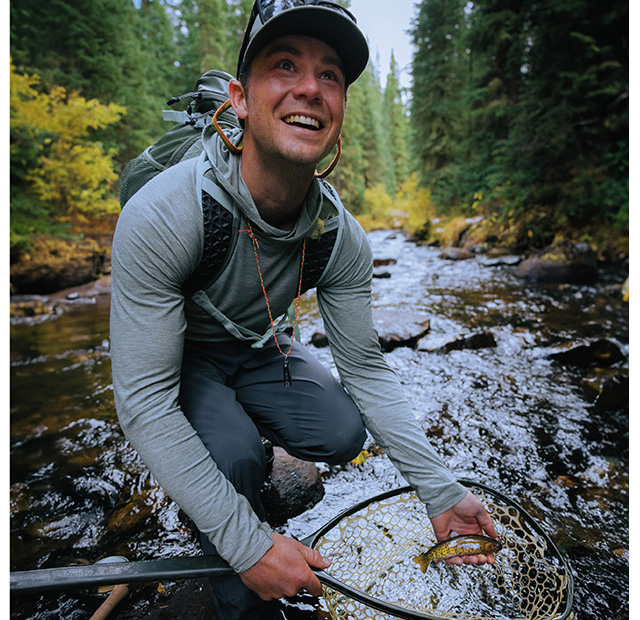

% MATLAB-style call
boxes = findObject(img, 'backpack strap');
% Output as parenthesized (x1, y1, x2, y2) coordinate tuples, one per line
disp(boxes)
(181, 154, 240, 297)
(300, 179, 342, 293)
(182, 160, 342, 312)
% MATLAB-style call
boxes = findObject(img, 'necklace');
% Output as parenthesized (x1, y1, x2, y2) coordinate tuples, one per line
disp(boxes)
(239, 222, 306, 387)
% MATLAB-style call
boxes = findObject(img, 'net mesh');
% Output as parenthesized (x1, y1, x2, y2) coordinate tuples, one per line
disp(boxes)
(313, 486, 572, 620)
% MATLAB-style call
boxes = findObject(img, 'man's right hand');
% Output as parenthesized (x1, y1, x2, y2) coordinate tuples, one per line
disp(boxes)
(239, 532, 331, 600)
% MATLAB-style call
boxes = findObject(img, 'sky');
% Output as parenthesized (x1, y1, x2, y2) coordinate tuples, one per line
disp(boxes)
(348, 0, 418, 91)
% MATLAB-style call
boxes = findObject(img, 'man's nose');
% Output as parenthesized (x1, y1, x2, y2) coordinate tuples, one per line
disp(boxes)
(293, 71, 322, 100)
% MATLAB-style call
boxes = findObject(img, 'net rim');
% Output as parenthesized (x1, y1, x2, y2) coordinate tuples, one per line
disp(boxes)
(309, 479, 574, 620)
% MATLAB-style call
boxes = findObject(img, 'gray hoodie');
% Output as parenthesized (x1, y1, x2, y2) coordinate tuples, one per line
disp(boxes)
(110, 128, 466, 573)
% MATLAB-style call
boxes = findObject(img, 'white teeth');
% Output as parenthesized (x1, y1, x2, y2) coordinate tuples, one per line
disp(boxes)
(284, 115, 321, 129)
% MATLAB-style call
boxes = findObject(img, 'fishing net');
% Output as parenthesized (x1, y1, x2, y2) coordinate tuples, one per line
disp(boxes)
(311, 481, 574, 620)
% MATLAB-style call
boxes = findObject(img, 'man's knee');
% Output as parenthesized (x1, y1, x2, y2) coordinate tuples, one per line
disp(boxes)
(319, 416, 367, 465)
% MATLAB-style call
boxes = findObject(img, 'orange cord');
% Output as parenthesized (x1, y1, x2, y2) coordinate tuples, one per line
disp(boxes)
(238, 223, 306, 362)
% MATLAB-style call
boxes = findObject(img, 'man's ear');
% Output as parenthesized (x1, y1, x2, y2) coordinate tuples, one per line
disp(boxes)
(229, 78, 249, 121)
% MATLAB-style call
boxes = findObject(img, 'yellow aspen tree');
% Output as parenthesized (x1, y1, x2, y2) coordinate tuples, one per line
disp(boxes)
(10, 60, 126, 222)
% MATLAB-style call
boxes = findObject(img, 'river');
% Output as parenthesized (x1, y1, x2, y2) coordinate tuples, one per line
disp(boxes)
(10, 231, 629, 619)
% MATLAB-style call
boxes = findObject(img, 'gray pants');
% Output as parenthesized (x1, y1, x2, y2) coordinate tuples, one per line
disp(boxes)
(179, 333, 366, 619)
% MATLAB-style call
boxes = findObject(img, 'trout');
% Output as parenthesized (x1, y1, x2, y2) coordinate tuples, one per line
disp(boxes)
(413, 535, 502, 572)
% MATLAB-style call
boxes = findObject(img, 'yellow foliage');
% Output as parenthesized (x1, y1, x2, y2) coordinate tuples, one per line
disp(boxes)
(351, 450, 370, 466)
(356, 174, 436, 235)
(357, 184, 398, 230)
(364, 184, 394, 218)
(395, 173, 434, 235)
(434, 216, 471, 247)
(10, 59, 126, 219)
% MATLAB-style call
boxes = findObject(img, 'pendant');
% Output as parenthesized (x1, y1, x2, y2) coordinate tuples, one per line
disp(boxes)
(283, 357, 292, 387)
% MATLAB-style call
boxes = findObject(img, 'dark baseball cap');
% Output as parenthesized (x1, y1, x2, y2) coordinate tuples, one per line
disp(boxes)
(237, 1, 370, 86)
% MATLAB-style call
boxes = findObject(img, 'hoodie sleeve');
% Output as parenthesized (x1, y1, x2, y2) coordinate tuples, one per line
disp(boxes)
(110, 161, 273, 572)
(316, 211, 467, 518)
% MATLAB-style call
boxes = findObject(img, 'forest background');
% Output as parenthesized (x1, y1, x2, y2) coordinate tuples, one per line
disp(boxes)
(9, 0, 629, 283)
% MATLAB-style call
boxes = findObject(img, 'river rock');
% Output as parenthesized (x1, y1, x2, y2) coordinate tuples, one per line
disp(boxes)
(478, 255, 523, 267)
(431, 331, 497, 353)
(516, 241, 598, 284)
(580, 368, 629, 409)
(310, 331, 329, 347)
(375, 310, 431, 352)
(439, 247, 476, 261)
(10, 277, 113, 320)
(373, 258, 397, 267)
(105, 494, 157, 539)
(10, 237, 108, 295)
(9, 297, 57, 319)
(311, 312, 432, 353)
(261, 447, 324, 527)
(378, 324, 431, 352)
(549, 339, 625, 368)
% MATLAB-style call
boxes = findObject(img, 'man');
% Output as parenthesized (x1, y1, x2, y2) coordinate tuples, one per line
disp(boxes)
(110, 1, 498, 618)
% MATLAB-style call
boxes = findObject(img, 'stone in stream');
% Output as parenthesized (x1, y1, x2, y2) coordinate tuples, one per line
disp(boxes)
(261, 447, 325, 527)
(549, 339, 625, 368)
(439, 247, 476, 261)
(516, 241, 598, 284)
(311, 311, 431, 353)
(580, 368, 629, 409)
(430, 331, 498, 353)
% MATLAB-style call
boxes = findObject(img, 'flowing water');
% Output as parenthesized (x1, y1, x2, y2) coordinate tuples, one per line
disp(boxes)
(10, 231, 629, 619)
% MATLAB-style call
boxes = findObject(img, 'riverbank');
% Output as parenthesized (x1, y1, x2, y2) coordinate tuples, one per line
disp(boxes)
(9, 227, 629, 319)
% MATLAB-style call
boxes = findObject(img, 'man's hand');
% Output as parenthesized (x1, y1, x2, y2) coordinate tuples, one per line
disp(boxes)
(239, 533, 331, 600)
(430, 490, 499, 566)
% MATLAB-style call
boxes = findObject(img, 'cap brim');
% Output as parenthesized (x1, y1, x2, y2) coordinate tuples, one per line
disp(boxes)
(241, 6, 369, 85)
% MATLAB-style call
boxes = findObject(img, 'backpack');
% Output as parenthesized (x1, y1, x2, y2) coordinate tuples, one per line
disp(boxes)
(119, 70, 239, 207)
(118, 70, 340, 303)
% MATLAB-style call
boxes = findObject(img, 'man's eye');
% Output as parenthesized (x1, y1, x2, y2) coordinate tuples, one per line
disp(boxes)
(277, 60, 295, 71)
(321, 71, 337, 81)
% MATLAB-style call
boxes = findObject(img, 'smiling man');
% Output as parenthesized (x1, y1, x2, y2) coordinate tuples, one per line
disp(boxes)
(110, 2, 497, 619)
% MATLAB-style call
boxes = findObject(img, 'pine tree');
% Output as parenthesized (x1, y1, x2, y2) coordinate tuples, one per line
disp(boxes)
(503, 0, 628, 225)
(175, 0, 254, 90)
(337, 63, 395, 213)
(410, 0, 469, 205)
(383, 51, 412, 191)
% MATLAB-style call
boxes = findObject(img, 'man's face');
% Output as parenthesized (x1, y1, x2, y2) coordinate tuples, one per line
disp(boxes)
(235, 35, 346, 171)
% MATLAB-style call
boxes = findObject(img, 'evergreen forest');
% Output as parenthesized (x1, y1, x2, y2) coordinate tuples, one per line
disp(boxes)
(10, 0, 629, 259)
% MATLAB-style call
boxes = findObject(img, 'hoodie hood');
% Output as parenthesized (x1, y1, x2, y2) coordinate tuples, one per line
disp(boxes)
(202, 125, 323, 243)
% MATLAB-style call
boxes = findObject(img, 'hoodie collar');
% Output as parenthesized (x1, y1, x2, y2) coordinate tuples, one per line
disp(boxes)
(202, 125, 322, 242)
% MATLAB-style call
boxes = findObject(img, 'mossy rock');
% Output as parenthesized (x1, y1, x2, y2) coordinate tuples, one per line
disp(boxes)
(10, 237, 107, 295)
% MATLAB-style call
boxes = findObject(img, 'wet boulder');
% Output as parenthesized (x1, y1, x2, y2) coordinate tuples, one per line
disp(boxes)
(516, 241, 598, 284)
(581, 368, 629, 409)
(310, 331, 330, 348)
(432, 331, 497, 353)
(374, 311, 431, 352)
(549, 339, 625, 368)
(478, 254, 523, 267)
(378, 325, 431, 352)
(311, 312, 432, 353)
(261, 448, 324, 527)
(373, 258, 396, 279)
(439, 247, 475, 261)
(373, 258, 397, 267)
(10, 237, 107, 295)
